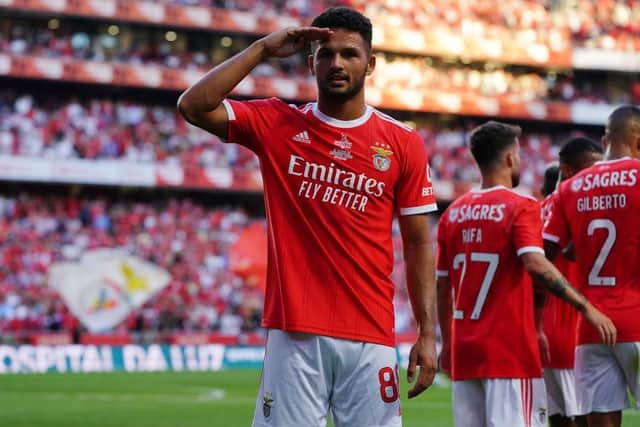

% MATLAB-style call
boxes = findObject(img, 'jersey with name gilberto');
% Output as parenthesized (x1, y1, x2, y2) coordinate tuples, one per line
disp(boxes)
(540, 195, 579, 369)
(437, 186, 543, 380)
(222, 98, 437, 347)
(543, 158, 640, 345)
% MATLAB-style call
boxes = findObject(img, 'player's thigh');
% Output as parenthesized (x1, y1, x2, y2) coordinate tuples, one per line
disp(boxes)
(575, 344, 628, 415)
(453, 380, 485, 427)
(613, 342, 640, 409)
(330, 340, 401, 427)
(252, 330, 331, 427)
(544, 368, 580, 417)
(485, 378, 547, 427)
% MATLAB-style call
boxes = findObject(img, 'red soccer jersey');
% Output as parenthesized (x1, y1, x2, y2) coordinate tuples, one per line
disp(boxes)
(543, 158, 640, 345)
(540, 195, 579, 369)
(222, 98, 437, 347)
(437, 186, 543, 380)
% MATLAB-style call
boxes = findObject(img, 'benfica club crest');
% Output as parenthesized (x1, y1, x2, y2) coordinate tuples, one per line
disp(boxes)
(263, 392, 274, 418)
(371, 143, 393, 172)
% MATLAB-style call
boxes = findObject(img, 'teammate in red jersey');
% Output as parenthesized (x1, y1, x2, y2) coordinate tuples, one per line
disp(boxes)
(437, 121, 615, 427)
(178, 7, 439, 426)
(540, 138, 603, 427)
(544, 106, 640, 427)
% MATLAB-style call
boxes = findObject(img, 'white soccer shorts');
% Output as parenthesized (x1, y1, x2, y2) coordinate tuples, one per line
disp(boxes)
(252, 329, 402, 427)
(453, 378, 547, 427)
(575, 342, 640, 414)
(543, 368, 579, 417)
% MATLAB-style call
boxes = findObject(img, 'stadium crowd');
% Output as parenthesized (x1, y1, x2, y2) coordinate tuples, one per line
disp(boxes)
(0, 195, 264, 336)
(0, 194, 428, 337)
(147, 0, 640, 52)
(0, 92, 594, 190)
(2, 17, 640, 106)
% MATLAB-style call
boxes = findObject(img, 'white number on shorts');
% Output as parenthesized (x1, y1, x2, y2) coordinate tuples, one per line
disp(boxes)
(452, 252, 499, 320)
(587, 219, 617, 286)
(378, 365, 399, 403)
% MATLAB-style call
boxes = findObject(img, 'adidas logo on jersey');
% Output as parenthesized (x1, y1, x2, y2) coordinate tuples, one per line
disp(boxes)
(292, 131, 311, 144)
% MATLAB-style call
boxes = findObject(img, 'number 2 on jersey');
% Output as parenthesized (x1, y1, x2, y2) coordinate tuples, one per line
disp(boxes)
(587, 218, 617, 286)
(452, 252, 499, 320)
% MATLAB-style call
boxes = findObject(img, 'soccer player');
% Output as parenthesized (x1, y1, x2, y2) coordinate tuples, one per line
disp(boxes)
(544, 106, 640, 427)
(436, 121, 616, 427)
(540, 138, 603, 427)
(177, 7, 439, 427)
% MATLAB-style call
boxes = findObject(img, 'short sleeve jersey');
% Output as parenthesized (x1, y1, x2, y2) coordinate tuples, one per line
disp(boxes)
(437, 186, 543, 380)
(540, 195, 579, 369)
(222, 98, 437, 347)
(543, 158, 640, 345)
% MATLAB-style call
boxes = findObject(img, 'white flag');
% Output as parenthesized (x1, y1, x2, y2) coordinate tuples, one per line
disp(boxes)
(49, 249, 171, 332)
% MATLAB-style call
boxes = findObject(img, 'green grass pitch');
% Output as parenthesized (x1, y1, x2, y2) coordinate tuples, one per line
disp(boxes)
(1, 370, 639, 426)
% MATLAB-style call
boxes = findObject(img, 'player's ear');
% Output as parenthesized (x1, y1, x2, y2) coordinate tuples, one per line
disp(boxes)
(504, 150, 514, 168)
(366, 53, 376, 76)
(308, 54, 315, 76)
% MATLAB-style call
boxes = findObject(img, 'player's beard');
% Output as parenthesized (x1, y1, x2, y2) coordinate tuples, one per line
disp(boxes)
(317, 69, 367, 104)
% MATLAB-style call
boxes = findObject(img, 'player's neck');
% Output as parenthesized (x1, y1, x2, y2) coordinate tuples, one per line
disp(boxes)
(480, 172, 512, 190)
(316, 94, 367, 122)
(605, 145, 632, 161)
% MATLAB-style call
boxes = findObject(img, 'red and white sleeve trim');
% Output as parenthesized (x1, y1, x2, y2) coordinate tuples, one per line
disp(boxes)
(436, 270, 449, 278)
(222, 99, 236, 121)
(542, 232, 560, 243)
(516, 246, 545, 256)
(399, 203, 438, 216)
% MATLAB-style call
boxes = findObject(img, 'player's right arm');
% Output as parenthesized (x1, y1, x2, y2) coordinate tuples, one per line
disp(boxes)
(521, 252, 617, 346)
(177, 27, 332, 138)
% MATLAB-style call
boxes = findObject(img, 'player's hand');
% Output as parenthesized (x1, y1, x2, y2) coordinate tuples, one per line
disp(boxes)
(407, 335, 437, 398)
(582, 303, 617, 346)
(260, 27, 333, 59)
(537, 331, 551, 366)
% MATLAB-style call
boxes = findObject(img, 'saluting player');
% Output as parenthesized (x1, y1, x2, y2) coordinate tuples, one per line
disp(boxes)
(178, 7, 439, 427)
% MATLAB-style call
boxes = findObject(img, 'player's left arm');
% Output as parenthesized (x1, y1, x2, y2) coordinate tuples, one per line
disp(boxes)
(399, 213, 437, 398)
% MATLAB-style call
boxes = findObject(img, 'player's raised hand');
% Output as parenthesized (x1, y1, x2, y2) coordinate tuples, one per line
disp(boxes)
(582, 303, 617, 346)
(407, 335, 437, 398)
(261, 27, 333, 59)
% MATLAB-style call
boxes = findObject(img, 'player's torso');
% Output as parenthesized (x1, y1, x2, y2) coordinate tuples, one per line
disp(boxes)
(252, 102, 423, 345)
(560, 159, 640, 342)
(258, 103, 410, 222)
(443, 188, 540, 379)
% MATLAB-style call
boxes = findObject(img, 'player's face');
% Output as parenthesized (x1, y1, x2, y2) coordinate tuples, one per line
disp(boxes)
(309, 28, 375, 103)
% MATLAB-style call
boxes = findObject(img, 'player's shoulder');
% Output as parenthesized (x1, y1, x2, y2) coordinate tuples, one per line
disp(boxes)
(370, 108, 416, 135)
(473, 186, 538, 205)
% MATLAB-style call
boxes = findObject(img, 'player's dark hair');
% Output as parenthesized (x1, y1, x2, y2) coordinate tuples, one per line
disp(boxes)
(558, 137, 603, 169)
(469, 121, 521, 173)
(607, 105, 640, 145)
(541, 162, 559, 197)
(311, 7, 372, 50)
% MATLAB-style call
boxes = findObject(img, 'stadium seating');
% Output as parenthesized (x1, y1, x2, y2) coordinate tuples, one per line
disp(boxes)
(0, 0, 638, 342)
